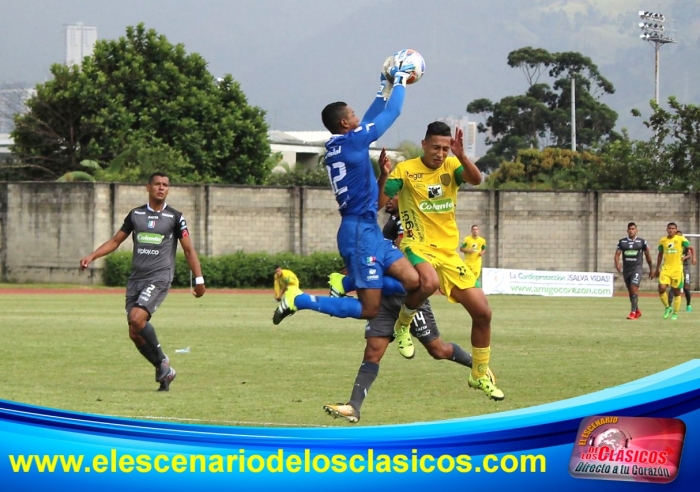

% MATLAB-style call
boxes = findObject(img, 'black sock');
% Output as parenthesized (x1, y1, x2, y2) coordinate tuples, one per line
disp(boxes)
(685, 289, 692, 306)
(136, 344, 161, 368)
(449, 343, 473, 368)
(348, 361, 379, 412)
(140, 322, 166, 362)
(631, 294, 639, 312)
(668, 289, 674, 305)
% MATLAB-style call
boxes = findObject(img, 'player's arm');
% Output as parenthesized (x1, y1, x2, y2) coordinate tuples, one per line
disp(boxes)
(614, 249, 622, 273)
(459, 238, 469, 254)
(79, 230, 129, 270)
(654, 247, 663, 278)
(274, 276, 282, 300)
(451, 127, 482, 186)
(377, 148, 392, 209)
(383, 163, 404, 201)
(180, 233, 205, 298)
(688, 245, 696, 265)
(479, 243, 487, 257)
(361, 63, 393, 123)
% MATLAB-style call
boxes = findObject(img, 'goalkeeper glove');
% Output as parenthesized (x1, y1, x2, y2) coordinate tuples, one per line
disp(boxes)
(393, 71, 410, 88)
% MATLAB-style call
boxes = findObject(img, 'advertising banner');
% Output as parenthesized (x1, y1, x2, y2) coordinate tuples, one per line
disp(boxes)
(482, 268, 614, 297)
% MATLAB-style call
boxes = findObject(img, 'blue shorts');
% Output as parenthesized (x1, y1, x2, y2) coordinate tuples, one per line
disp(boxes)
(337, 215, 404, 290)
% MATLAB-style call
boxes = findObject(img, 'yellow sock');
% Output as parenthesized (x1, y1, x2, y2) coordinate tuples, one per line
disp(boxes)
(471, 346, 491, 379)
(660, 291, 669, 308)
(397, 304, 416, 327)
(673, 295, 682, 313)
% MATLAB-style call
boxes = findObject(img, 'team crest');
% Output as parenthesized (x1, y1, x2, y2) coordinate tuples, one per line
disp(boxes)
(147, 220, 156, 229)
(440, 173, 451, 186)
(428, 185, 443, 199)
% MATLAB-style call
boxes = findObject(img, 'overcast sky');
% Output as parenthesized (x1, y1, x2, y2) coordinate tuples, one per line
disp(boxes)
(1, 0, 696, 150)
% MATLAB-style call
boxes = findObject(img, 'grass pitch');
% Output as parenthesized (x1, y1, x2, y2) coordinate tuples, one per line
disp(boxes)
(0, 290, 697, 427)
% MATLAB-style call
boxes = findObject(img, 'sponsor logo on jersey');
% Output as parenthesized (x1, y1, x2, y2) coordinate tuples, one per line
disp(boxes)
(406, 172, 423, 181)
(326, 146, 341, 158)
(137, 248, 160, 256)
(418, 198, 454, 213)
(428, 184, 443, 198)
(136, 232, 164, 245)
(148, 215, 159, 219)
(162, 213, 174, 218)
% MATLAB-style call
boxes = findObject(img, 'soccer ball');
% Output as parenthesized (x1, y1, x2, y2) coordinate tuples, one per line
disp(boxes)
(383, 49, 425, 85)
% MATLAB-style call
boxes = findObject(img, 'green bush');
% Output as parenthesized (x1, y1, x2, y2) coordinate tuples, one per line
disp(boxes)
(102, 251, 345, 288)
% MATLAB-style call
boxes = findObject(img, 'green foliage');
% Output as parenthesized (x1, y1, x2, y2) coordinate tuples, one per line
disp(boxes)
(485, 147, 599, 190)
(103, 251, 345, 288)
(632, 97, 700, 190)
(11, 23, 270, 184)
(468, 47, 619, 167)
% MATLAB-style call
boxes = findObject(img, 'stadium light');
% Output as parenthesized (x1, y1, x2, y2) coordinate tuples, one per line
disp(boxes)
(638, 10, 675, 103)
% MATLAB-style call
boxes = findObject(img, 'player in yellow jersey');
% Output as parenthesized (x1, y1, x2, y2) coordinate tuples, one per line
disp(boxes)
(273, 266, 300, 301)
(460, 225, 487, 287)
(655, 223, 695, 320)
(383, 121, 504, 401)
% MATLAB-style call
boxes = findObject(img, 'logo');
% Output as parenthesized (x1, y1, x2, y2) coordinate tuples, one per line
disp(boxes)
(569, 415, 685, 484)
(363, 256, 377, 266)
(136, 232, 164, 245)
(147, 220, 156, 229)
(440, 173, 451, 186)
(428, 184, 442, 198)
(406, 171, 423, 181)
(418, 198, 454, 213)
(326, 146, 341, 158)
(369, 269, 376, 275)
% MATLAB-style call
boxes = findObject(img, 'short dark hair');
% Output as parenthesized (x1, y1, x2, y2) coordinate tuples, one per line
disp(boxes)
(321, 102, 348, 134)
(274, 265, 281, 270)
(148, 172, 169, 184)
(425, 121, 452, 139)
(668, 222, 677, 228)
(627, 222, 636, 228)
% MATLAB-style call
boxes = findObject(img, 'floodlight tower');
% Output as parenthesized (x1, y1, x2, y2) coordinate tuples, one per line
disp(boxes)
(639, 10, 675, 103)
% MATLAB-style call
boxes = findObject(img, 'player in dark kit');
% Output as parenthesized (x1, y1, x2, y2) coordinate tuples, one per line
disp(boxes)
(80, 172, 206, 391)
(614, 222, 653, 320)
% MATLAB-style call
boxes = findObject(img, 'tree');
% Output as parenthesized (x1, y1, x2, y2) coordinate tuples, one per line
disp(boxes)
(467, 47, 619, 171)
(632, 97, 700, 190)
(11, 24, 271, 183)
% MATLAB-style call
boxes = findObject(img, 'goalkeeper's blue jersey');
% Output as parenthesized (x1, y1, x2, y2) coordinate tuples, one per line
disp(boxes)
(325, 125, 380, 217)
(324, 86, 405, 218)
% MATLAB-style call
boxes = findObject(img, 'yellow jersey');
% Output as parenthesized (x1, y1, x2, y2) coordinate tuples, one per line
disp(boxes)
(462, 235, 487, 270)
(658, 235, 689, 273)
(274, 269, 299, 298)
(384, 156, 465, 251)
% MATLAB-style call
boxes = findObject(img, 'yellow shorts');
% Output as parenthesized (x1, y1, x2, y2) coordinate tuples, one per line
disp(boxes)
(402, 243, 477, 303)
(659, 271, 683, 289)
(465, 262, 481, 279)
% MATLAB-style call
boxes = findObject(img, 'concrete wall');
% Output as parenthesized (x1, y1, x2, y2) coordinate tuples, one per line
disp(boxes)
(0, 182, 695, 289)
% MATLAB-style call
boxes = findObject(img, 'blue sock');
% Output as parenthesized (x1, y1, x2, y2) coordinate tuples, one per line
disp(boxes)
(342, 275, 355, 293)
(295, 294, 363, 319)
(381, 276, 405, 296)
(341, 275, 405, 296)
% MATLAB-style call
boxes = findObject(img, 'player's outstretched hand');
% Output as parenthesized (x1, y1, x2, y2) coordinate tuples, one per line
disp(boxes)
(193, 284, 206, 298)
(379, 147, 391, 176)
(79, 256, 92, 270)
(451, 127, 465, 157)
